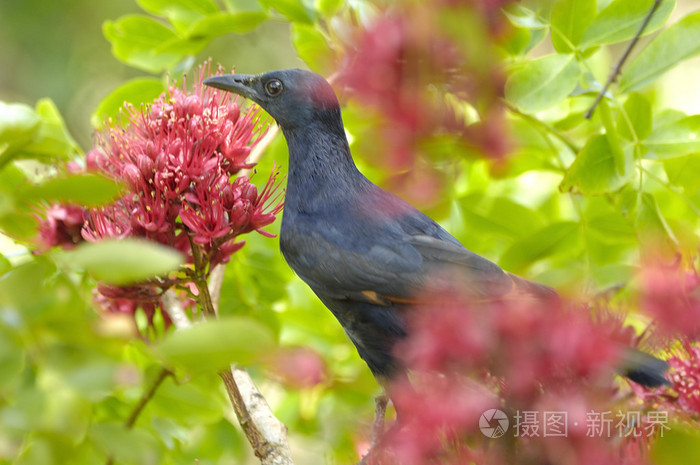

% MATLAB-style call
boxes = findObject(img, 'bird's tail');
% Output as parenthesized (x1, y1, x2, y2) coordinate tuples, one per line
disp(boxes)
(618, 347, 670, 387)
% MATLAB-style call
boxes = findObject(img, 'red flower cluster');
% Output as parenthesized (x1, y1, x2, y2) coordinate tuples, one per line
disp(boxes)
(37, 64, 283, 320)
(373, 278, 663, 465)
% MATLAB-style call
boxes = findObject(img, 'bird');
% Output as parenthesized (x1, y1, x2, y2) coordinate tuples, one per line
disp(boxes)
(203, 68, 669, 390)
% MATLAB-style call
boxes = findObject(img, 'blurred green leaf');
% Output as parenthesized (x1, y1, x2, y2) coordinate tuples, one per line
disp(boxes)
(617, 92, 652, 141)
(223, 0, 267, 13)
(550, 0, 596, 53)
(619, 10, 700, 92)
(652, 426, 700, 464)
(598, 100, 626, 174)
(260, 0, 314, 23)
(157, 317, 275, 372)
(581, 0, 675, 46)
(0, 99, 78, 169)
(292, 24, 335, 74)
(317, 0, 344, 17)
(137, 0, 218, 33)
(151, 377, 224, 421)
(560, 135, 633, 194)
(89, 423, 163, 465)
(644, 115, 700, 159)
(103, 15, 182, 73)
(18, 99, 80, 160)
(500, 221, 580, 273)
(92, 78, 165, 128)
(587, 212, 636, 244)
(505, 54, 580, 112)
(0, 325, 24, 391)
(636, 192, 678, 248)
(185, 11, 268, 38)
(22, 173, 123, 206)
(64, 239, 184, 285)
(503, 5, 548, 29)
(0, 102, 40, 153)
(664, 154, 700, 193)
(460, 196, 543, 239)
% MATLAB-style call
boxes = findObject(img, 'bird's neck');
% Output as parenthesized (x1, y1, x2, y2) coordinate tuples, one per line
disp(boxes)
(282, 114, 368, 213)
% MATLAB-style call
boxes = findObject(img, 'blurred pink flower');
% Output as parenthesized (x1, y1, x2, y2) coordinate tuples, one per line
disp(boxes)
(36, 203, 85, 251)
(266, 346, 327, 389)
(377, 276, 660, 464)
(639, 262, 700, 340)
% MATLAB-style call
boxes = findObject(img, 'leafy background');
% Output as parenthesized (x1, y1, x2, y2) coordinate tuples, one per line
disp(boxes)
(1, 0, 700, 463)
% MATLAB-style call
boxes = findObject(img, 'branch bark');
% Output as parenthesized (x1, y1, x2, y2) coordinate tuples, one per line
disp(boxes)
(162, 279, 294, 465)
(585, 0, 662, 119)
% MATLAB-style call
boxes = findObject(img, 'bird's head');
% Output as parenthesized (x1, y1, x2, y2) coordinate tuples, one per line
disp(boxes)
(203, 69, 340, 132)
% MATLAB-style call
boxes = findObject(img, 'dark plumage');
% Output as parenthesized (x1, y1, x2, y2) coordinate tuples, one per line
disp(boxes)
(204, 69, 668, 388)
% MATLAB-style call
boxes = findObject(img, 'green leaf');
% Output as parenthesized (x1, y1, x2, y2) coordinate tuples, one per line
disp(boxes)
(636, 192, 678, 247)
(137, 0, 218, 34)
(292, 24, 335, 74)
(0, 99, 79, 169)
(664, 154, 700, 193)
(505, 54, 580, 112)
(652, 427, 700, 465)
(137, 0, 218, 16)
(64, 239, 184, 285)
(317, 0, 344, 17)
(617, 92, 652, 141)
(157, 317, 275, 372)
(0, 102, 40, 153)
(619, 10, 700, 92)
(460, 196, 543, 239)
(560, 135, 633, 194)
(151, 378, 224, 421)
(587, 212, 636, 244)
(223, 0, 266, 14)
(550, 0, 597, 53)
(503, 5, 548, 29)
(500, 221, 580, 273)
(644, 115, 700, 159)
(598, 100, 626, 174)
(581, 0, 675, 46)
(259, 0, 313, 23)
(20, 99, 80, 160)
(92, 78, 165, 128)
(185, 11, 268, 38)
(89, 423, 163, 465)
(22, 173, 123, 206)
(103, 15, 182, 73)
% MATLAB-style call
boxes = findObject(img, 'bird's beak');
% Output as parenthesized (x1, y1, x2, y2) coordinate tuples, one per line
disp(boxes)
(203, 74, 258, 101)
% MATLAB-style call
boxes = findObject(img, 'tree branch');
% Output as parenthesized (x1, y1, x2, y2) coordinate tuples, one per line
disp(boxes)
(584, 0, 662, 119)
(162, 249, 295, 465)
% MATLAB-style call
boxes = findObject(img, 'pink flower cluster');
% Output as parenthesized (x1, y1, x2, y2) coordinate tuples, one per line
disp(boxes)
(374, 279, 662, 465)
(37, 64, 283, 320)
(639, 261, 700, 339)
(630, 261, 700, 418)
(338, 2, 513, 205)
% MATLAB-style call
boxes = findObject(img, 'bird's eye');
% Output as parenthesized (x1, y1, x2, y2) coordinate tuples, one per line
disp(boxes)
(264, 79, 283, 97)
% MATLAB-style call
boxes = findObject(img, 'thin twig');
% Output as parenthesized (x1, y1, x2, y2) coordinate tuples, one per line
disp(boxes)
(506, 103, 580, 155)
(585, 0, 662, 119)
(105, 363, 173, 465)
(124, 368, 173, 428)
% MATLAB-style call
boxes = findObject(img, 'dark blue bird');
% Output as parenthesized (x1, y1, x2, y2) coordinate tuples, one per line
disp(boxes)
(204, 69, 669, 388)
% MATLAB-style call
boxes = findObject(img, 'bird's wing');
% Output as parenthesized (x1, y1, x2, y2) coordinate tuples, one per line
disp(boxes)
(283, 221, 553, 306)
